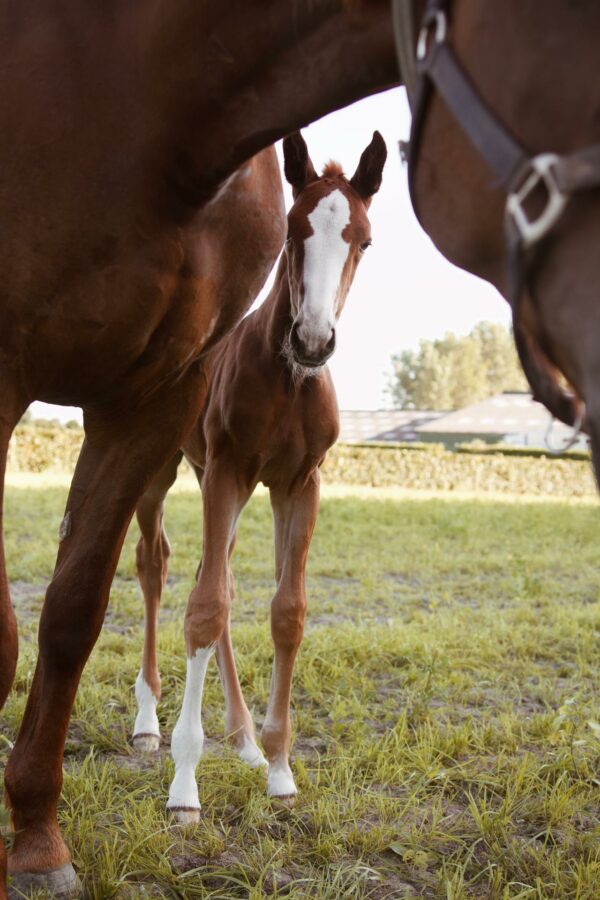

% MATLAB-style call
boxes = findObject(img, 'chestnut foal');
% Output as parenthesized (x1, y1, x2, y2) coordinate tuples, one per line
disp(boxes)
(133, 131, 387, 817)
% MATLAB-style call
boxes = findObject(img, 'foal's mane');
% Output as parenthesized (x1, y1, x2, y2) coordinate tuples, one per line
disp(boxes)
(321, 160, 345, 179)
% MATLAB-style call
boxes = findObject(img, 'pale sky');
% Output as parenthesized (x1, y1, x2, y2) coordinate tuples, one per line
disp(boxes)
(31, 87, 510, 424)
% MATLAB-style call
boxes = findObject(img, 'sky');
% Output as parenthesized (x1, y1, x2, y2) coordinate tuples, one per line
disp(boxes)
(30, 87, 511, 424)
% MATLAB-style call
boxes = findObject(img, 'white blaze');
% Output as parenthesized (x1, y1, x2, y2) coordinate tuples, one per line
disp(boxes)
(167, 646, 213, 811)
(299, 189, 351, 354)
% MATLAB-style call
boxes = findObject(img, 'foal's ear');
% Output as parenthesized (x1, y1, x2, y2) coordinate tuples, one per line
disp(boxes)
(283, 131, 317, 198)
(349, 131, 387, 201)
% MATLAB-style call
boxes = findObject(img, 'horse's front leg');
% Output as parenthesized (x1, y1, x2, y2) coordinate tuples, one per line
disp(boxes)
(260, 472, 319, 802)
(3, 375, 204, 897)
(132, 451, 182, 753)
(167, 456, 249, 824)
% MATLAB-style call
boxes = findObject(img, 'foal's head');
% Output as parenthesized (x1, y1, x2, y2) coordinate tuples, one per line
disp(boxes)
(281, 130, 387, 372)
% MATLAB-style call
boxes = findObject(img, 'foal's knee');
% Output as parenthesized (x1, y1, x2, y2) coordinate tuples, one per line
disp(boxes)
(184, 585, 230, 651)
(271, 592, 307, 651)
(136, 529, 171, 590)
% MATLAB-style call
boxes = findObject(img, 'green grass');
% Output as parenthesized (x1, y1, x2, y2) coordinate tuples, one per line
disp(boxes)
(2, 483, 600, 898)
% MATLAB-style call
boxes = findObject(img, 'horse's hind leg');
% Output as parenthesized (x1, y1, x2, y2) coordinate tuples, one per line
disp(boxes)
(0, 436, 18, 714)
(133, 452, 182, 753)
(3, 378, 203, 896)
(260, 473, 319, 802)
(0, 390, 28, 900)
(0, 392, 28, 710)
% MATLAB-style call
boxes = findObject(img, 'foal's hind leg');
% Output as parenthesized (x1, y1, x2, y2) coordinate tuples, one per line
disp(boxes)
(218, 528, 266, 767)
(260, 473, 319, 801)
(217, 610, 267, 768)
(132, 452, 182, 752)
(4, 377, 203, 895)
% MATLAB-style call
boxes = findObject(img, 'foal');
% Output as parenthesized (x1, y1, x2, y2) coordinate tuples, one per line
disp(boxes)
(133, 131, 387, 818)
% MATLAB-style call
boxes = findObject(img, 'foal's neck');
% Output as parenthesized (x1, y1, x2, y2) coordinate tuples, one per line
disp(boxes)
(259, 254, 294, 355)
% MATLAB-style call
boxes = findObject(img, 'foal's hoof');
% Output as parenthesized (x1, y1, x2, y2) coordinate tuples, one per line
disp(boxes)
(132, 733, 160, 753)
(167, 806, 201, 826)
(267, 766, 297, 806)
(269, 793, 297, 810)
(8, 862, 80, 899)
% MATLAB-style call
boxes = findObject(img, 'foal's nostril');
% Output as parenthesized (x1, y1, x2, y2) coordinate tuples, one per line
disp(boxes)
(325, 329, 336, 355)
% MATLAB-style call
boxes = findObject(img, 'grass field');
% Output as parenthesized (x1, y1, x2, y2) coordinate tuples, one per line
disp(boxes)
(2, 478, 600, 898)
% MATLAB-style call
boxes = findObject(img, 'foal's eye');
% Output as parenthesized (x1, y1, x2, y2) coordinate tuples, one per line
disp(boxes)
(285, 236, 292, 247)
(359, 240, 372, 253)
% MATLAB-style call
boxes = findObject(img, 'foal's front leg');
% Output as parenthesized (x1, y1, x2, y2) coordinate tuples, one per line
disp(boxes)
(261, 473, 319, 801)
(132, 452, 182, 752)
(167, 458, 249, 823)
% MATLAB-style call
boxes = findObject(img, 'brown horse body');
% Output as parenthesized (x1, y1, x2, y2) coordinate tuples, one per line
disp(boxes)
(0, 3, 396, 893)
(133, 132, 386, 816)
(408, 0, 600, 466)
(3, 145, 287, 896)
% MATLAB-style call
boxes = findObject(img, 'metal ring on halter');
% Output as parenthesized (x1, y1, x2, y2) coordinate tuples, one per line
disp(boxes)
(506, 154, 568, 248)
(544, 403, 586, 455)
(416, 11, 447, 61)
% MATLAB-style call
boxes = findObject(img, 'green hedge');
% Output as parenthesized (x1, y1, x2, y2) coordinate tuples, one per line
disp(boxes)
(455, 441, 590, 462)
(320, 444, 595, 497)
(8, 425, 84, 473)
(6, 425, 596, 497)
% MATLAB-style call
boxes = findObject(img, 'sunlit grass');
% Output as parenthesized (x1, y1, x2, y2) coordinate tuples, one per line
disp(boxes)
(2, 481, 600, 897)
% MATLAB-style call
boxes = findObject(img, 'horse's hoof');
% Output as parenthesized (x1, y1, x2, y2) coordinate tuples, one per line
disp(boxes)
(8, 862, 80, 898)
(132, 733, 160, 753)
(167, 806, 201, 825)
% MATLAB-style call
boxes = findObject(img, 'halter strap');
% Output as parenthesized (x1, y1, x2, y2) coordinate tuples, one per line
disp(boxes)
(392, 0, 417, 105)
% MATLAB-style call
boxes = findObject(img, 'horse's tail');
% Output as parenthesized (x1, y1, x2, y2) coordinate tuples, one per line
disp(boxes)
(0, 836, 7, 900)
(513, 319, 586, 433)
(0, 428, 16, 900)
(0, 429, 18, 711)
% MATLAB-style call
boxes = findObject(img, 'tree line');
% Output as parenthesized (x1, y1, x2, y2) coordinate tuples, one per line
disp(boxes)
(387, 322, 528, 410)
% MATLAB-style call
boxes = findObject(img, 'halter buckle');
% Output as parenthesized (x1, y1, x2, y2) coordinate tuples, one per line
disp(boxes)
(506, 154, 568, 248)
(416, 11, 447, 61)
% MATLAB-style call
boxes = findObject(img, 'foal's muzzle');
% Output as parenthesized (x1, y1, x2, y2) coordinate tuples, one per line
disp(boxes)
(289, 322, 336, 368)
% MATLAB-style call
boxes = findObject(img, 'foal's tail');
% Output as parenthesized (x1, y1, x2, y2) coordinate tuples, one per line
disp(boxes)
(0, 430, 18, 711)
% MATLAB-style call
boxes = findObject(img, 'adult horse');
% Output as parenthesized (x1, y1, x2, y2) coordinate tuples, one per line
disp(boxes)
(0, 2, 397, 896)
(395, 0, 600, 469)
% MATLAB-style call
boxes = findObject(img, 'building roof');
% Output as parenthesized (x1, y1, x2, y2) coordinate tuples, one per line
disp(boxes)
(338, 409, 442, 444)
(340, 393, 587, 448)
(417, 392, 550, 434)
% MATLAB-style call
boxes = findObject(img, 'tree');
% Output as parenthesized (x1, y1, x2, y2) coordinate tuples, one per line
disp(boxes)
(387, 322, 528, 410)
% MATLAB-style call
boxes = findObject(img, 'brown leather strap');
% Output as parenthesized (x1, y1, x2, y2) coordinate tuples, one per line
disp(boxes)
(555, 145, 600, 194)
(419, 41, 528, 187)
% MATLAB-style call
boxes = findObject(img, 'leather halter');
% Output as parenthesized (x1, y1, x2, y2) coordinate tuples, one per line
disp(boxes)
(393, 0, 600, 431)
